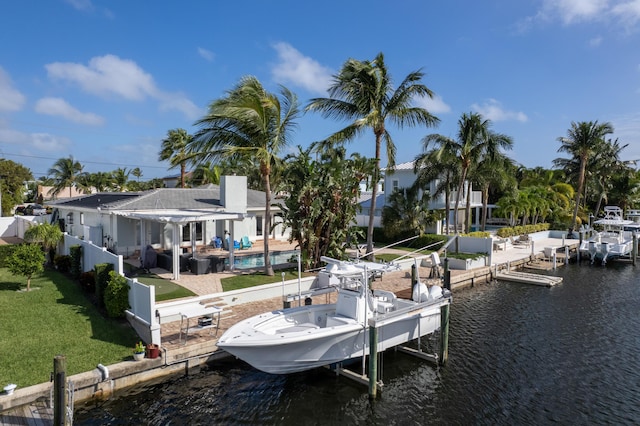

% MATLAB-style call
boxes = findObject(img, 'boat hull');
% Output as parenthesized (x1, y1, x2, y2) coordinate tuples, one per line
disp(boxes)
(218, 299, 449, 374)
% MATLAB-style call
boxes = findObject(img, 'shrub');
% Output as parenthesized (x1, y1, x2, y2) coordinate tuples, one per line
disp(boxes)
(462, 231, 491, 238)
(0, 245, 18, 268)
(496, 223, 550, 238)
(94, 263, 114, 308)
(79, 271, 96, 293)
(54, 255, 72, 273)
(70, 245, 82, 279)
(104, 271, 129, 318)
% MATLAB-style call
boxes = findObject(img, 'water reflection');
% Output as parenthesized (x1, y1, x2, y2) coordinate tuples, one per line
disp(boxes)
(75, 263, 640, 425)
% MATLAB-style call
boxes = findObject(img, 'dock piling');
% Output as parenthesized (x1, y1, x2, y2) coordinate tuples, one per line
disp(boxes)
(53, 354, 69, 426)
(368, 325, 378, 398)
(439, 304, 450, 365)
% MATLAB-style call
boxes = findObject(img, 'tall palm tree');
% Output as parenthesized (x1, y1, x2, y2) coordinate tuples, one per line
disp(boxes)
(423, 113, 513, 233)
(471, 152, 515, 231)
(189, 76, 300, 276)
(48, 156, 85, 198)
(159, 128, 192, 188)
(554, 121, 614, 231)
(306, 52, 439, 257)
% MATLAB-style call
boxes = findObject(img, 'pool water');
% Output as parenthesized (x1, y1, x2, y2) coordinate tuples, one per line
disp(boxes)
(227, 250, 299, 269)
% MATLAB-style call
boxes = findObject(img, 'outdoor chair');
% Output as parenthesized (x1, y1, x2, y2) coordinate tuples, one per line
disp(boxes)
(240, 236, 252, 249)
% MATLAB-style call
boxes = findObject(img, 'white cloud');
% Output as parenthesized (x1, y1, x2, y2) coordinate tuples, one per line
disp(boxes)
(31, 133, 72, 152)
(45, 54, 199, 119)
(0, 67, 26, 112)
(589, 36, 604, 46)
(270, 42, 333, 95)
(0, 126, 71, 153)
(544, 0, 608, 25)
(414, 94, 451, 114)
(471, 99, 528, 123)
(526, 0, 640, 31)
(198, 47, 215, 62)
(46, 54, 158, 101)
(35, 97, 105, 126)
(65, 0, 93, 11)
(610, 0, 640, 30)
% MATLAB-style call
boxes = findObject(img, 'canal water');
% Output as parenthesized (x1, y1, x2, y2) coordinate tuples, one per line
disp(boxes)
(74, 263, 640, 425)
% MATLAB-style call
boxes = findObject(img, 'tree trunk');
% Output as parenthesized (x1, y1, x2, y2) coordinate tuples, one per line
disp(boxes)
(263, 168, 274, 276)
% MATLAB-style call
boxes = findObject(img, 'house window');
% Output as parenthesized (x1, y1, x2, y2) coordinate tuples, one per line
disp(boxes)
(256, 215, 263, 237)
(182, 222, 203, 242)
(392, 180, 399, 192)
(80, 212, 84, 225)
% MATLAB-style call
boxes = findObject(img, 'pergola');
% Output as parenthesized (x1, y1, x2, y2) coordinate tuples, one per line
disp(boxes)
(115, 209, 247, 280)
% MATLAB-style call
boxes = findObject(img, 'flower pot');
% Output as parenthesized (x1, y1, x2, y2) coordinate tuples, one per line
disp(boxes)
(146, 343, 160, 359)
(133, 352, 145, 361)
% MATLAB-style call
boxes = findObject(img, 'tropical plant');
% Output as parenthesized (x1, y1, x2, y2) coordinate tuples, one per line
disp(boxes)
(159, 128, 193, 189)
(423, 112, 513, 234)
(277, 144, 373, 269)
(553, 120, 614, 231)
(23, 222, 63, 265)
(471, 152, 515, 231)
(413, 148, 459, 234)
(48, 156, 85, 198)
(382, 186, 438, 238)
(190, 162, 221, 186)
(189, 76, 299, 275)
(6, 244, 45, 291)
(111, 167, 130, 191)
(306, 52, 440, 258)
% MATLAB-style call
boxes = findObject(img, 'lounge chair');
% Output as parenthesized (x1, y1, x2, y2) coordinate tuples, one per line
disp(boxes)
(240, 236, 252, 249)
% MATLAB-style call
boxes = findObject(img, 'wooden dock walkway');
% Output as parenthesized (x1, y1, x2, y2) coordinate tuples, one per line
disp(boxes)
(0, 399, 52, 425)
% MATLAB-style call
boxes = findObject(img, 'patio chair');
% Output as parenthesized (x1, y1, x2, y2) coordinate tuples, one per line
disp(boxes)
(240, 236, 252, 249)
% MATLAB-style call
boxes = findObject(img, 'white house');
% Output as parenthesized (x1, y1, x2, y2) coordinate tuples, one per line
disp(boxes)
(383, 161, 492, 233)
(49, 176, 289, 264)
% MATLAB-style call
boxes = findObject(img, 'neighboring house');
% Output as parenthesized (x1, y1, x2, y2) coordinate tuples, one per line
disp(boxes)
(49, 176, 289, 273)
(355, 192, 384, 228)
(162, 172, 194, 188)
(38, 185, 91, 201)
(383, 161, 492, 233)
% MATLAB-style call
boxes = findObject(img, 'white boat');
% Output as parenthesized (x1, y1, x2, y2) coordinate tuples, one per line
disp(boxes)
(217, 257, 452, 374)
(579, 206, 635, 264)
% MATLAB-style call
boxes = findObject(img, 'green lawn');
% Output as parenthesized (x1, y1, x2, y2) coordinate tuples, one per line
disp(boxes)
(134, 273, 196, 301)
(221, 269, 315, 292)
(0, 268, 139, 388)
(123, 263, 196, 301)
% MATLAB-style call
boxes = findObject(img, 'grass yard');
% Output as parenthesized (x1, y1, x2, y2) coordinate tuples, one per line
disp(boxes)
(134, 273, 196, 301)
(221, 269, 315, 292)
(123, 263, 196, 301)
(0, 268, 139, 388)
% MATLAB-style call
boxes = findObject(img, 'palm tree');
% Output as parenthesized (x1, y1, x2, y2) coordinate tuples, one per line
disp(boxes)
(306, 52, 440, 258)
(24, 222, 63, 265)
(111, 167, 130, 191)
(48, 156, 85, 198)
(471, 153, 515, 231)
(88, 171, 114, 192)
(132, 167, 142, 181)
(413, 148, 459, 234)
(189, 76, 300, 276)
(423, 113, 513, 233)
(191, 162, 221, 186)
(554, 121, 614, 231)
(159, 128, 193, 189)
(382, 186, 437, 238)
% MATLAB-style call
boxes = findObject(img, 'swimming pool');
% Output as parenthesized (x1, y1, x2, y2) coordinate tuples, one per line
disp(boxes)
(227, 250, 299, 269)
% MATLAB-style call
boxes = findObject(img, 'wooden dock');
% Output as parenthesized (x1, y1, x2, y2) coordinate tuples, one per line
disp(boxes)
(0, 399, 52, 425)
(495, 270, 562, 287)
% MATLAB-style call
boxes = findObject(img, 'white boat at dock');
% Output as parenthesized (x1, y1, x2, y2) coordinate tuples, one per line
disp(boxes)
(579, 207, 635, 265)
(217, 256, 451, 374)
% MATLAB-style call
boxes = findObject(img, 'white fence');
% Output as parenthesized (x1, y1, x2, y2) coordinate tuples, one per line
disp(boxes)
(60, 234, 124, 275)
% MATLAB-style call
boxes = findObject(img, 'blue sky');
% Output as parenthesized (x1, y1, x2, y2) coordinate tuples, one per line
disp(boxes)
(1, 0, 640, 182)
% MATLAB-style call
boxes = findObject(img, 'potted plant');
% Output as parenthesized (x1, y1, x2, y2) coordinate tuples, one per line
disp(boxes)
(133, 341, 145, 361)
